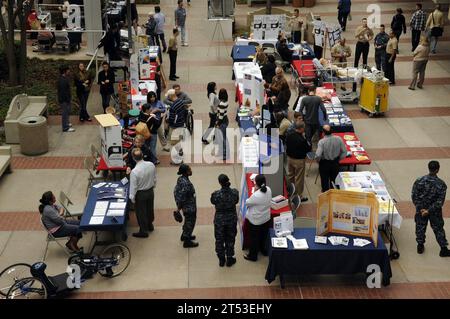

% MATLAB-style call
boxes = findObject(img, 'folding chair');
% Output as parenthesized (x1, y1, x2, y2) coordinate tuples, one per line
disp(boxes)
(40, 218, 71, 261)
(83, 157, 106, 196)
(90, 144, 101, 167)
(58, 191, 84, 219)
(287, 182, 296, 200)
(290, 194, 301, 219)
(248, 41, 260, 47)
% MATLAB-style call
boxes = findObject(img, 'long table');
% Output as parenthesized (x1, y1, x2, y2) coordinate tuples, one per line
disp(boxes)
(335, 171, 402, 229)
(335, 132, 371, 170)
(265, 228, 392, 288)
(79, 181, 129, 248)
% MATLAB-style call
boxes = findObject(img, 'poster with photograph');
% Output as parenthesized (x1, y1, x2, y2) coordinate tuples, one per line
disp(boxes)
(129, 53, 139, 95)
(316, 189, 379, 245)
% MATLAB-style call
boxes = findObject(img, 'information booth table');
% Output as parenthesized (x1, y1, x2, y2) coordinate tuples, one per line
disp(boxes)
(265, 228, 392, 288)
(80, 181, 129, 249)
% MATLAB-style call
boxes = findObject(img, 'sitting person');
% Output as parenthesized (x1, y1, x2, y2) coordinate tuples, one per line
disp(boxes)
(54, 23, 69, 38)
(278, 38, 293, 63)
(124, 134, 152, 174)
(38, 22, 54, 47)
(39, 191, 82, 252)
(261, 55, 277, 84)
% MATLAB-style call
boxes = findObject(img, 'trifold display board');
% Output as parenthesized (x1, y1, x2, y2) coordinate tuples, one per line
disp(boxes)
(316, 189, 379, 245)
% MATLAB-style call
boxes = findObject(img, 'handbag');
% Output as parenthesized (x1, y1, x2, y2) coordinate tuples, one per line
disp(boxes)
(431, 13, 443, 37)
(135, 121, 151, 140)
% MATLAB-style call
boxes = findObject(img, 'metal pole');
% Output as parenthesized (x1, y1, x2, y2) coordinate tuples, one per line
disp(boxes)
(126, 0, 133, 54)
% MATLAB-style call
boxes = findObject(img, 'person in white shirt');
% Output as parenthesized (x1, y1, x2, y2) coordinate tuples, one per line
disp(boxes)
(129, 148, 157, 238)
(202, 82, 220, 145)
(244, 174, 272, 261)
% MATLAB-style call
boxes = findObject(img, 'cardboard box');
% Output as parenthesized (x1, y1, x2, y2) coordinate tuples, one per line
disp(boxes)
(95, 114, 123, 168)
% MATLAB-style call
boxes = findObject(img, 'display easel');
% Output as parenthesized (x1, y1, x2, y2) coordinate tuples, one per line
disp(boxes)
(207, 18, 230, 58)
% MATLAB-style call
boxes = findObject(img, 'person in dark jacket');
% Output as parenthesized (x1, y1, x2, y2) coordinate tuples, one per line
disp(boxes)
(299, 86, 327, 144)
(98, 24, 121, 61)
(57, 65, 74, 132)
(74, 62, 92, 122)
(278, 38, 293, 63)
(174, 164, 199, 248)
(337, 0, 351, 31)
(145, 11, 157, 46)
(391, 8, 407, 41)
(124, 134, 152, 175)
(211, 174, 240, 267)
(98, 62, 115, 113)
(412, 160, 450, 257)
(261, 55, 277, 84)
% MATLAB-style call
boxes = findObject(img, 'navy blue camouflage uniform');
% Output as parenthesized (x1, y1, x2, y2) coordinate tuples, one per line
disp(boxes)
(174, 176, 197, 239)
(211, 187, 240, 259)
(412, 174, 448, 248)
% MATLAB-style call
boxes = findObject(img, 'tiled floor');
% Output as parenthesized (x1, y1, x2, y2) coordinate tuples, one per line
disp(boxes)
(1, 0, 450, 299)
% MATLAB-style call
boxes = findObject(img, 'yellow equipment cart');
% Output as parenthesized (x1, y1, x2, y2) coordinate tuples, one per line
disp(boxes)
(359, 76, 389, 117)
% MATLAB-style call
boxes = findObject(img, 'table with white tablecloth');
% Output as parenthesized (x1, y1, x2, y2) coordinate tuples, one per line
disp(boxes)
(335, 171, 403, 229)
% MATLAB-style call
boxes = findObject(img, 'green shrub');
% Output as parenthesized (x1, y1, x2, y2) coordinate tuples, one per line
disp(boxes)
(0, 58, 90, 123)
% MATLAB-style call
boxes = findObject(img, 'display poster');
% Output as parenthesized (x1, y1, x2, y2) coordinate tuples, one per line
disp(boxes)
(242, 73, 264, 110)
(326, 23, 342, 48)
(241, 136, 259, 168)
(252, 15, 286, 40)
(316, 189, 379, 245)
(129, 53, 139, 95)
(313, 21, 342, 48)
(313, 20, 326, 47)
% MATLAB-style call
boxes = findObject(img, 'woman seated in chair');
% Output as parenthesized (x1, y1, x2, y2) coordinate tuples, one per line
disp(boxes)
(39, 191, 82, 252)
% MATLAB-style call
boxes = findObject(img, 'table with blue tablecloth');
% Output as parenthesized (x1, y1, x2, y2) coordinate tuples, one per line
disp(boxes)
(80, 181, 129, 246)
(265, 228, 392, 288)
(231, 45, 257, 63)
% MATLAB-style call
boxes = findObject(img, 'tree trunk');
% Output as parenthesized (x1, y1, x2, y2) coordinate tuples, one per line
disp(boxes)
(6, 0, 18, 86)
(266, 0, 272, 15)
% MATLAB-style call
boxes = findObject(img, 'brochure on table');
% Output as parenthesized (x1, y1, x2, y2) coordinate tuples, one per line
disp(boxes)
(316, 189, 379, 246)
(335, 171, 401, 228)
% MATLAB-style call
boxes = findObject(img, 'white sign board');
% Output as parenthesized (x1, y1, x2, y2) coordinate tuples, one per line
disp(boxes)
(252, 15, 286, 40)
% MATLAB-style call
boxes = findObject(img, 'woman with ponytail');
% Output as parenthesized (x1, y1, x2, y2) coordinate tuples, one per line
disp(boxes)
(244, 174, 272, 261)
(39, 191, 82, 252)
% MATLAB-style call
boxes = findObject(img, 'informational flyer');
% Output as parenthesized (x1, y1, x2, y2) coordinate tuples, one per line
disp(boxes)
(313, 20, 326, 47)
(241, 136, 259, 168)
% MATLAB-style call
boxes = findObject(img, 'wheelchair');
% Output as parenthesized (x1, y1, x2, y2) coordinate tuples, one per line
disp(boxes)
(0, 243, 130, 299)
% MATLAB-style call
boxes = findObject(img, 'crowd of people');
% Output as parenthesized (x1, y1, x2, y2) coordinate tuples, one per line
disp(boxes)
(45, 1, 450, 269)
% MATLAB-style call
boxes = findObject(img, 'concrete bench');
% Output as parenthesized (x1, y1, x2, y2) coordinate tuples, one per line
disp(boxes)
(0, 146, 12, 178)
(5, 94, 48, 144)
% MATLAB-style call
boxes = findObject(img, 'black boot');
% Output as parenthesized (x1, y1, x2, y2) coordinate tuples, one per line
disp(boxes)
(226, 256, 236, 267)
(183, 240, 199, 248)
(439, 247, 450, 257)
(417, 244, 425, 254)
(218, 255, 226, 267)
(180, 235, 196, 242)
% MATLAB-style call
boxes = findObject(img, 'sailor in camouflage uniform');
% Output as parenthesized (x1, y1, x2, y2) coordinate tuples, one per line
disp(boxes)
(174, 164, 199, 248)
(210, 174, 240, 267)
(411, 161, 450, 257)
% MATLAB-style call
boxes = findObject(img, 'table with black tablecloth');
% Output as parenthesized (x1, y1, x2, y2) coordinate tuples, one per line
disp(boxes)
(265, 228, 392, 288)
(79, 181, 129, 248)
